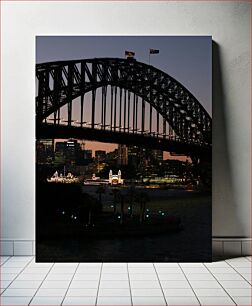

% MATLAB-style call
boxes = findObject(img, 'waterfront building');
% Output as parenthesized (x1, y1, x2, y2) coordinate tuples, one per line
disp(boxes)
(118, 145, 128, 165)
(152, 150, 163, 163)
(109, 169, 123, 185)
(36, 139, 54, 164)
(95, 150, 106, 161)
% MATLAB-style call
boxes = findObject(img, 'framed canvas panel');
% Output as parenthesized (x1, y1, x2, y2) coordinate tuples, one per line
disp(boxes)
(36, 36, 212, 262)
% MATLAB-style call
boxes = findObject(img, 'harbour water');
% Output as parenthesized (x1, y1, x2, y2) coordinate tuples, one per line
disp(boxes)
(37, 187, 211, 262)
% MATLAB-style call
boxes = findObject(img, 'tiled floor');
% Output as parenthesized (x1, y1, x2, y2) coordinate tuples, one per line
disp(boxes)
(0, 256, 251, 305)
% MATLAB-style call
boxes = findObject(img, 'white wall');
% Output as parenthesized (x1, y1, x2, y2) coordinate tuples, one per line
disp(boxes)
(1, 1, 250, 240)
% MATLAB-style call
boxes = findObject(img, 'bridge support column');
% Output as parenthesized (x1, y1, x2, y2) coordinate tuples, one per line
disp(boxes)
(80, 94, 85, 127)
(141, 98, 145, 134)
(91, 89, 96, 129)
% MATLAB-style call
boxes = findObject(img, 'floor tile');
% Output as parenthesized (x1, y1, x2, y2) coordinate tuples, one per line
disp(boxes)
(50, 267, 77, 274)
(163, 288, 195, 296)
(214, 273, 245, 281)
(0, 256, 10, 264)
(8, 257, 33, 262)
(53, 263, 78, 268)
(128, 263, 153, 268)
(97, 296, 131, 305)
(241, 273, 252, 283)
(1, 267, 23, 274)
(232, 296, 252, 305)
(186, 273, 216, 281)
(132, 296, 166, 305)
(128, 267, 155, 274)
(40, 280, 71, 288)
(160, 280, 191, 288)
(194, 288, 228, 296)
(16, 273, 46, 281)
(228, 261, 251, 268)
(0, 280, 12, 288)
(70, 280, 99, 288)
(22, 267, 50, 274)
(30, 296, 64, 305)
(35, 287, 67, 296)
(219, 280, 252, 288)
(130, 280, 160, 288)
(234, 267, 252, 274)
(180, 263, 205, 267)
(101, 273, 128, 281)
(227, 257, 250, 263)
(129, 273, 158, 281)
(102, 263, 126, 267)
(102, 267, 128, 274)
(66, 288, 97, 296)
(8, 280, 42, 289)
(158, 273, 186, 281)
(76, 267, 101, 273)
(46, 273, 73, 281)
(181, 267, 209, 274)
(98, 288, 130, 296)
(208, 267, 236, 274)
(154, 263, 179, 268)
(62, 296, 96, 305)
(99, 281, 129, 288)
(74, 273, 100, 281)
(79, 262, 102, 266)
(3, 261, 28, 268)
(1, 274, 17, 281)
(189, 280, 221, 288)
(2, 288, 37, 296)
(0, 296, 32, 305)
(204, 261, 230, 267)
(198, 296, 236, 305)
(225, 288, 252, 296)
(27, 263, 53, 268)
(131, 288, 163, 296)
(155, 267, 182, 273)
(165, 296, 200, 305)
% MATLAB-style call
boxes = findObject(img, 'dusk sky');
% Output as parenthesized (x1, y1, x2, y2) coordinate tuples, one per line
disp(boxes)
(36, 36, 212, 158)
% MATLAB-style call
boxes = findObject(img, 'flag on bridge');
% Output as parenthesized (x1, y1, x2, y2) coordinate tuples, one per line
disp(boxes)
(150, 49, 159, 54)
(125, 50, 135, 58)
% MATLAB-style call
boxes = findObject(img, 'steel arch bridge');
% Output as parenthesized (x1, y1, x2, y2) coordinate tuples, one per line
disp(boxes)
(36, 58, 212, 157)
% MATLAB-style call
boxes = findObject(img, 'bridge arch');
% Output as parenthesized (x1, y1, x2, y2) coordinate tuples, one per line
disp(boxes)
(36, 58, 211, 146)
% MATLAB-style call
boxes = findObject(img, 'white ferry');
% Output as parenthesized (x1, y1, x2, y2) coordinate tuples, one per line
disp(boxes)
(47, 170, 79, 184)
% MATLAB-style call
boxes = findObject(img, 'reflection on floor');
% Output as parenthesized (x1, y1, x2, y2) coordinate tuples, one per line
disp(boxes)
(0, 256, 251, 305)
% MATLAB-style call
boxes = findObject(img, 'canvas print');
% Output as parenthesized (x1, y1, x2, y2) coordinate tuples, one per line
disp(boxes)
(36, 36, 212, 262)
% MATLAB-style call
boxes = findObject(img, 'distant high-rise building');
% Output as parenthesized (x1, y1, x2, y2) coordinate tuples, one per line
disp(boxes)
(106, 149, 119, 163)
(55, 142, 65, 153)
(152, 150, 163, 162)
(54, 139, 81, 164)
(36, 139, 54, 164)
(118, 145, 128, 165)
(65, 139, 81, 164)
(95, 150, 106, 161)
(127, 145, 139, 167)
(83, 150, 92, 160)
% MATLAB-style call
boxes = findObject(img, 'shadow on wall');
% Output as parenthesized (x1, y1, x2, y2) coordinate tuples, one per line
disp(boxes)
(212, 41, 243, 237)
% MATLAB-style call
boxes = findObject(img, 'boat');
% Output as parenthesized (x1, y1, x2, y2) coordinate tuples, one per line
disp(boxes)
(47, 170, 79, 184)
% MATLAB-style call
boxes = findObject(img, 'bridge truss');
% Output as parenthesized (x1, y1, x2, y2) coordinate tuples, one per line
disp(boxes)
(36, 58, 212, 157)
